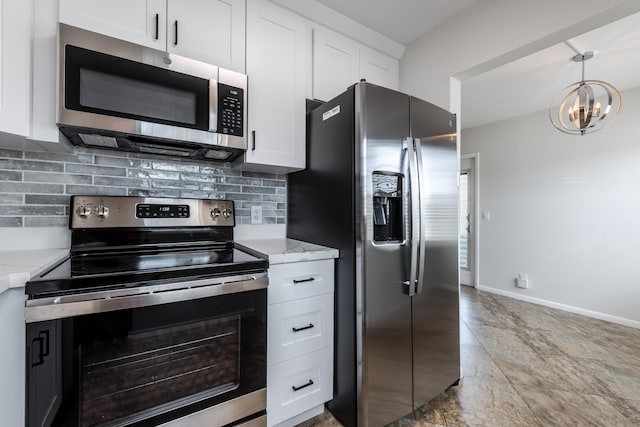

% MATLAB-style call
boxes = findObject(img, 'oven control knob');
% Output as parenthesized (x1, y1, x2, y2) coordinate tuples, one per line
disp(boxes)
(96, 205, 110, 219)
(76, 205, 92, 219)
(222, 208, 233, 219)
(210, 208, 221, 218)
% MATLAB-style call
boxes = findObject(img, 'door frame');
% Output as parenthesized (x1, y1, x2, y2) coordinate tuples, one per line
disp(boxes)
(460, 152, 480, 288)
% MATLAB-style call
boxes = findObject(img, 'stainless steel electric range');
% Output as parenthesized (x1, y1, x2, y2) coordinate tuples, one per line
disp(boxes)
(25, 196, 268, 427)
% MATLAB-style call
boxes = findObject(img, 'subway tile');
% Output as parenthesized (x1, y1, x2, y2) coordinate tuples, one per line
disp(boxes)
(262, 194, 286, 203)
(262, 179, 286, 188)
(0, 205, 65, 216)
(225, 176, 261, 186)
(0, 194, 23, 204)
(0, 217, 22, 227)
(179, 191, 225, 200)
(128, 169, 180, 180)
(242, 171, 278, 179)
(65, 185, 126, 196)
(2, 182, 64, 194)
(127, 188, 182, 198)
(200, 166, 233, 175)
(95, 155, 152, 169)
(0, 170, 22, 181)
(25, 151, 92, 164)
(151, 180, 199, 190)
(0, 159, 64, 172)
(24, 216, 69, 227)
(180, 172, 224, 183)
(0, 149, 23, 159)
(276, 217, 286, 224)
(25, 195, 70, 205)
(23, 171, 92, 184)
(242, 186, 277, 194)
(93, 176, 150, 188)
(200, 183, 242, 193)
(66, 163, 126, 176)
(276, 188, 286, 195)
(277, 203, 286, 210)
(152, 161, 199, 173)
(224, 192, 262, 202)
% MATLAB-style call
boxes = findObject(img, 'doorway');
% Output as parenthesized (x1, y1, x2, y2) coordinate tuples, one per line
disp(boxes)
(459, 155, 477, 287)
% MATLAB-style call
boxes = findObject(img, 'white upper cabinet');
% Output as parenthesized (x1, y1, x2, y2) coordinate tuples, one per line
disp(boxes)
(166, 0, 245, 71)
(359, 45, 399, 91)
(313, 28, 360, 103)
(241, 0, 310, 173)
(59, 0, 245, 71)
(0, 0, 32, 137)
(312, 26, 399, 102)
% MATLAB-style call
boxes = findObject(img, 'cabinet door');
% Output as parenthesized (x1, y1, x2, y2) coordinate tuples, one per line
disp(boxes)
(245, 0, 309, 172)
(59, 0, 166, 50)
(359, 46, 399, 90)
(167, 0, 245, 72)
(0, 0, 31, 136)
(313, 28, 360, 102)
(26, 320, 62, 427)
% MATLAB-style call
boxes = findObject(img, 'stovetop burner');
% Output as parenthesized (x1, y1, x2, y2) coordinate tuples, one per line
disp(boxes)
(25, 196, 268, 299)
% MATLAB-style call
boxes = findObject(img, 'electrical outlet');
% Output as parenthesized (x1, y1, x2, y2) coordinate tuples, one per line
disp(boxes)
(516, 273, 529, 289)
(250, 206, 263, 224)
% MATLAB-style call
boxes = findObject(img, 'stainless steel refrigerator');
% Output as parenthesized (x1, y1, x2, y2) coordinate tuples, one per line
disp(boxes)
(288, 82, 460, 427)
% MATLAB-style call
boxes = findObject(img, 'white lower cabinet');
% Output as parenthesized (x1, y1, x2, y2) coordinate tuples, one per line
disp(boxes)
(267, 259, 334, 427)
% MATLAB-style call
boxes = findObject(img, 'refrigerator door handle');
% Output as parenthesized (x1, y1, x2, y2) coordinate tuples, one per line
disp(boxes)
(404, 138, 419, 296)
(414, 138, 427, 294)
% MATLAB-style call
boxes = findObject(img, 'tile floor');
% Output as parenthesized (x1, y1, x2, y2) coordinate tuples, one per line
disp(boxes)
(303, 286, 640, 426)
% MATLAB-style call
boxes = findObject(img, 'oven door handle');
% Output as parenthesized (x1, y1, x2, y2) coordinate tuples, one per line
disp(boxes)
(25, 272, 268, 323)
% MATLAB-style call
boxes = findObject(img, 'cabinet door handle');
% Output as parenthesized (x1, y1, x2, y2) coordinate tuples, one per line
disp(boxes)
(293, 277, 315, 284)
(252, 130, 256, 151)
(174, 20, 179, 45)
(292, 379, 314, 392)
(31, 330, 50, 367)
(292, 323, 314, 333)
(154, 13, 159, 40)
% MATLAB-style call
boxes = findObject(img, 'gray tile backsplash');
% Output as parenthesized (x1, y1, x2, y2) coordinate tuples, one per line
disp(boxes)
(0, 146, 287, 227)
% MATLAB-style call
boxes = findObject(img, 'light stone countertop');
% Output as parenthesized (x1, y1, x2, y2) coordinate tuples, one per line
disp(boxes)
(236, 238, 338, 265)
(0, 249, 69, 295)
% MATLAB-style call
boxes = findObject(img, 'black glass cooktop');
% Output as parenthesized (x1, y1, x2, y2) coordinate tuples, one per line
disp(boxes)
(25, 246, 267, 298)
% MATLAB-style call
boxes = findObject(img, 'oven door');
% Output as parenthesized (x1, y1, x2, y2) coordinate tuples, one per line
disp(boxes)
(26, 281, 266, 427)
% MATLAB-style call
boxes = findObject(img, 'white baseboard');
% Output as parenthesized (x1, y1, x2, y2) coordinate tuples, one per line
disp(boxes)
(476, 285, 640, 329)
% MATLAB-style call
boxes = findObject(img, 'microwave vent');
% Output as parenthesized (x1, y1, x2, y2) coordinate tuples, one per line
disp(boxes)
(135, 142, 192, 157)
(204, 149, 233, 160)
(79, 133, 119, 148)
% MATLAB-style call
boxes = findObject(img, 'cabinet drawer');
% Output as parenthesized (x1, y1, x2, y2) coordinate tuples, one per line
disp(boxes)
(267, 348, 333, 426)
(268, 294, 333, 365)
(268, 260, 334, 304)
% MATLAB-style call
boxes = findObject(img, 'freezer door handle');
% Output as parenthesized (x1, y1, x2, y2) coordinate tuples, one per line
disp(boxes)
(405, 138, 419, 296)
(414, 138, 427, 294)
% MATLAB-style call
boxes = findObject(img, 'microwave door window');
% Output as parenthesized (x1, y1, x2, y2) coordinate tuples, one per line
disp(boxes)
(64, 45, 209, 130)
(79, 69, 197, 125)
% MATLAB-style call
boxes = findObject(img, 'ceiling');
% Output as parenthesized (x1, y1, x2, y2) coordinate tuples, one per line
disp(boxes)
(312, 0, 640, 129)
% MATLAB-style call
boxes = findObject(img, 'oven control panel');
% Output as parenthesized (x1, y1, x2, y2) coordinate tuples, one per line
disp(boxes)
(70, 196, 235, 228)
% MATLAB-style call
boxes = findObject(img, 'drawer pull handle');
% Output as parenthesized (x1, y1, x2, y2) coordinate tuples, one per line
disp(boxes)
(293, 277, 315, 284)
(292, 323, 314, 333)
(292, 379, 314, 392)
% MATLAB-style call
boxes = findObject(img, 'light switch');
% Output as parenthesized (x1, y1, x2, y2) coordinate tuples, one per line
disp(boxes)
(482, 211, 491, 221)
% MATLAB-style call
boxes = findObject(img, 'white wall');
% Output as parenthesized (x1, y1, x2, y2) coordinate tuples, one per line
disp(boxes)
(400, 0, 640, 112)
(462, 86, 640, 326)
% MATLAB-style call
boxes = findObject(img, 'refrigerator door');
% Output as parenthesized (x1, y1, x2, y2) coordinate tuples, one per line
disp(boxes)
(357, 84, 414, 426)
(409, 97, 460, 409)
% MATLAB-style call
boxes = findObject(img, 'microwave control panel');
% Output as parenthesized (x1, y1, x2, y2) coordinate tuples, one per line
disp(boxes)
(218, 84, 244, 137)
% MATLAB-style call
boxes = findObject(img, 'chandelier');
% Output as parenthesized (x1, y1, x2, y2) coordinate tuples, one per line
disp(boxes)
(549, 51, 621, 136)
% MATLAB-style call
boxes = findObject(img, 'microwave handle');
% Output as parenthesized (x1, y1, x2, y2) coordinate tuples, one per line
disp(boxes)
(252, 130, 256, 151)
(154, 14, 159, 40)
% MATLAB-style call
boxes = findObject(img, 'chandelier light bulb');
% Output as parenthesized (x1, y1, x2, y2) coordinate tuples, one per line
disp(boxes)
(549, 51, 621, 136)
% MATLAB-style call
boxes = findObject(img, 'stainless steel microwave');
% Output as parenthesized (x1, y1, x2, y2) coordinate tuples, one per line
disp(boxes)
(57, 24, 247, 162)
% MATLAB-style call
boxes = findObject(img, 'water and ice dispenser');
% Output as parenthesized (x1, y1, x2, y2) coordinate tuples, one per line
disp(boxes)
(372, 172, 404, 242)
